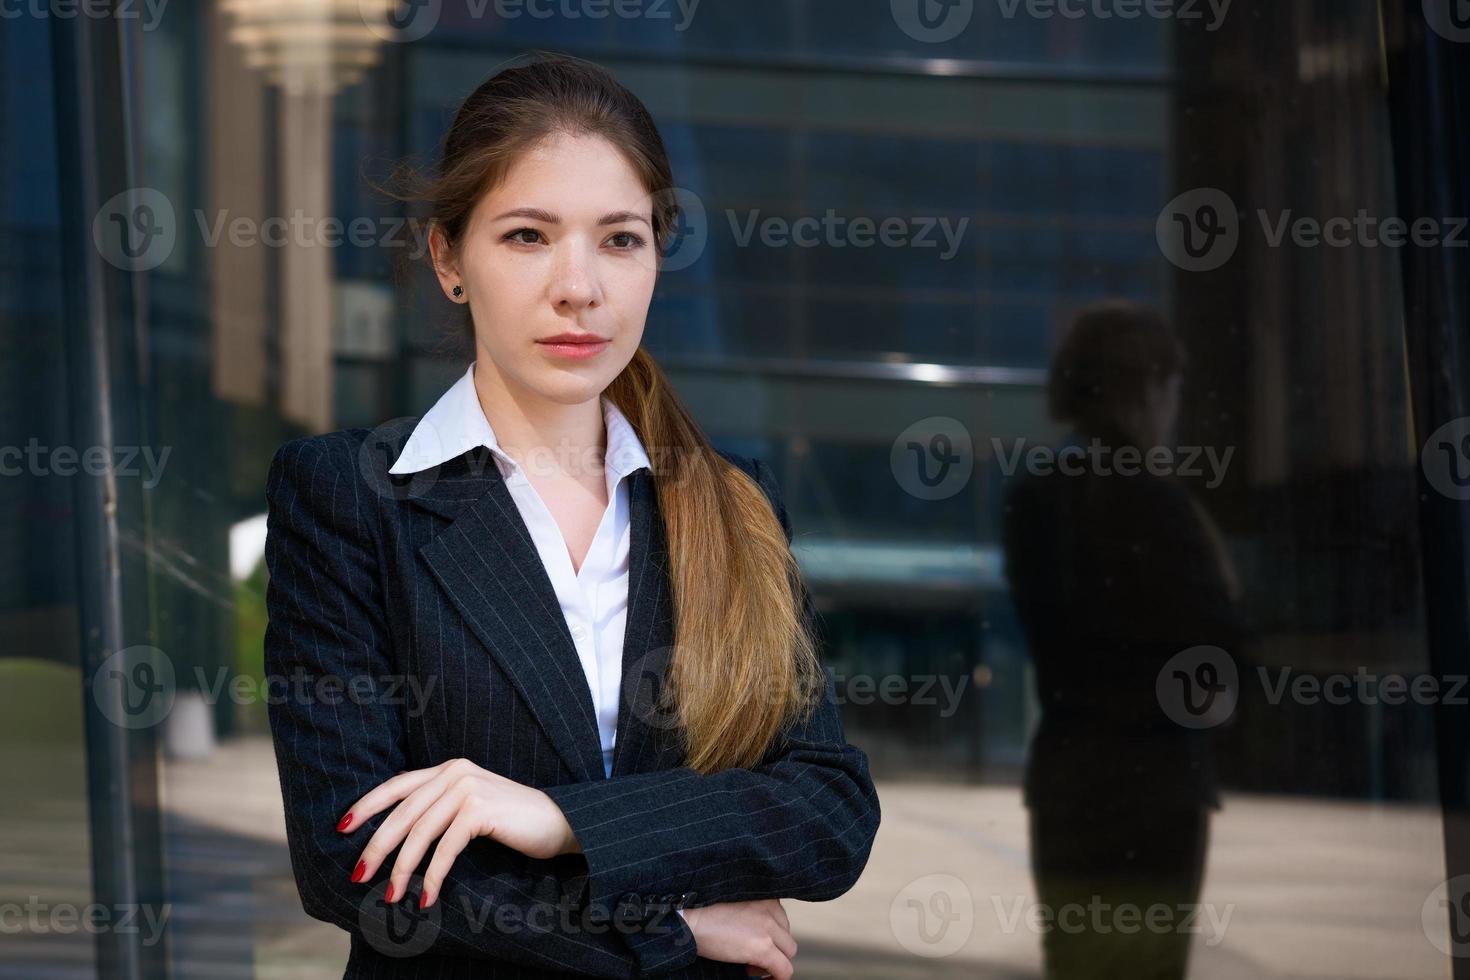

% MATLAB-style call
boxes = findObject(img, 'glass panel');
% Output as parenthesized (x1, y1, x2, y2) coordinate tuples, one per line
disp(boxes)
(0, 11, 97, 978)
(17, 1, 1468, 977)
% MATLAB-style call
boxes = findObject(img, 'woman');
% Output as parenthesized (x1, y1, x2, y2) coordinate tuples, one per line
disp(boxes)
(263, 53, 880, 979)
(1001, 301, 1242, 980)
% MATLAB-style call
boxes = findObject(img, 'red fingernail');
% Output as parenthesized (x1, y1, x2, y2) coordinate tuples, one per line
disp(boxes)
(385, 883, 396, 903)
(337, 813, 354, 832)
(419, 889, 432, 910)
(351, 860, 366, 883)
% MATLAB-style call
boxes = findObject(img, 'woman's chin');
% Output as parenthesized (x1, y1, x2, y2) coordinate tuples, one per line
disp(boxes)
(522, 369, 617, 406)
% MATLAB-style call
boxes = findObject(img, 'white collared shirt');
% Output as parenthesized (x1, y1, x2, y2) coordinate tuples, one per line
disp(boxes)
(389, 362, 652, 779)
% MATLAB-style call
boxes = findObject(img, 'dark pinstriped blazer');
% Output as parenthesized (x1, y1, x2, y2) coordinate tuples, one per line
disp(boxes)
(262, 419, 881, 979)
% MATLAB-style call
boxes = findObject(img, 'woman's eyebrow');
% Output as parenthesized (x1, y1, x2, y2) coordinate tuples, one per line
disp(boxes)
(490, 206, 650, 227)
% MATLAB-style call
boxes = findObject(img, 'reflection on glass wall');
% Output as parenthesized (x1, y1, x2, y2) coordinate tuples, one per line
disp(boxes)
(7, 0, 1470, 977)
(1, 11, 97, 976)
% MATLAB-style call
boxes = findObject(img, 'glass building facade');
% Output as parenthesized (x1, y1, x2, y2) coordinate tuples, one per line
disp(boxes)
(4, 1, 1470, 977)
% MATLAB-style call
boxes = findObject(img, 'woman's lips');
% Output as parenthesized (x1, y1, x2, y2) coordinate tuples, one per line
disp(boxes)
(536, 338, 610, 360)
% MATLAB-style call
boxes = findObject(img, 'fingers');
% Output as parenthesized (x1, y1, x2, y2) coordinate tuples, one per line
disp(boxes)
(336, 767, 440, 833)
(768, 899, 790, 934)
(386, 785, 468, 906)
(753, 899, 794, 957)
(746, 940, 793, 980)
(767, 916, 797, 962)
(353, 771, 456, 885)
(338, 759, 511, 907)
(421, 809, 481, 909)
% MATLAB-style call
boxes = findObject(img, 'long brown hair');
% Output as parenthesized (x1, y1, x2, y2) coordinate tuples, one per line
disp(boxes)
(379, 51, 823, 773)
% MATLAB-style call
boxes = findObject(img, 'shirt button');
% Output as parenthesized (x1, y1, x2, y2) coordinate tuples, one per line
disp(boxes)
(571, 625, 586, 640)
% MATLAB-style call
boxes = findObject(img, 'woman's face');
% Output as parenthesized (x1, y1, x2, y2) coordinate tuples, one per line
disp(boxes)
(1138, 370, 1183, 447)
(432, 131, 658, 406)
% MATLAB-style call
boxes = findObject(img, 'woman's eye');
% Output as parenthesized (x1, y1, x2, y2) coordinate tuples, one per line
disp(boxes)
(503, 228, 644, 249)
(606, 231, 646, 250)
(504, 227, 545, 246)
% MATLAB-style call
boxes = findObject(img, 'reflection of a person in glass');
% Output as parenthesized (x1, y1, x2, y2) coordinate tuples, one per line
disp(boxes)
(1001, 301, 1242, 980)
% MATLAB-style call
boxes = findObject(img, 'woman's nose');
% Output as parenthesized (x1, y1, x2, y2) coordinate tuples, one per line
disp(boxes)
(549, 241, 602, 310)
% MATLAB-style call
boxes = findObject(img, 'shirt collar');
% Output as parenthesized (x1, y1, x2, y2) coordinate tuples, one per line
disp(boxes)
(388, 363, 652, 488)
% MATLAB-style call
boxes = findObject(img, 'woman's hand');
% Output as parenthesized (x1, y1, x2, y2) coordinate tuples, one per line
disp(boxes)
(336, 758, 580, 908)
(681, 900, 797, 980)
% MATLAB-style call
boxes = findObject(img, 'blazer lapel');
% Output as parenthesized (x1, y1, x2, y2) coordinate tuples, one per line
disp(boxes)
(414, 451, 607, 783)
(609, 468, 677, 778)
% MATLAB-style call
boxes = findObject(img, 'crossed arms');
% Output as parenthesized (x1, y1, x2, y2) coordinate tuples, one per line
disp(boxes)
(263, 433, 880, 977)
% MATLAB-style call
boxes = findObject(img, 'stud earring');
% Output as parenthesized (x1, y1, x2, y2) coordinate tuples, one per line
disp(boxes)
(452, 285, 463, 298)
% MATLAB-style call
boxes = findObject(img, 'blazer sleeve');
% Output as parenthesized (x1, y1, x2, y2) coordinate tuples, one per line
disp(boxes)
(263, 434, 699, 978)
(541, 456, 882, 915)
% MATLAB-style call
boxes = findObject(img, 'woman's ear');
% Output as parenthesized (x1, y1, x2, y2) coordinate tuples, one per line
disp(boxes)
(427, 223, 464, 303)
